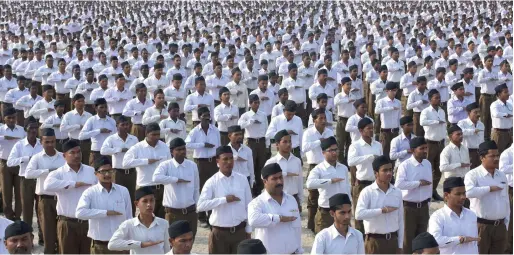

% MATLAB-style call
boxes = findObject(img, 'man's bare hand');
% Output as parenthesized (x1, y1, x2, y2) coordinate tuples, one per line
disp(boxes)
(331, 178, 344, 183)
(419, 180, 432, 186)
(177, 179, 191, 183)
(381, 206, 398, 213)
(107, 210, 123, 216)
(279, 215, 297, 222)
(141, 241, 164, 248)
(75, 182, 91, 188)
(226, 195, 241, 203)
(204, 143, 215, 148)
(148, 159, 161, 164)
(287, 172, 299, 177)
(490, 186, 503, 192)
(100, 128, 111, 133)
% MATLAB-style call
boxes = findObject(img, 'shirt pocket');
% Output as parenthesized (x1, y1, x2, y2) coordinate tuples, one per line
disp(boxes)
(385, 194, 402, 208)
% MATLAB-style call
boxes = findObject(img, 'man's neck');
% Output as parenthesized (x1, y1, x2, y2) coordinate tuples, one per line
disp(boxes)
(278, 151, 290, 159)
(377, 181, 390, 193)
(100, 181, 112, 192)
(334, 223, 349, 237)
(448, 203, 463, 216)
(362, 136, 372, 144)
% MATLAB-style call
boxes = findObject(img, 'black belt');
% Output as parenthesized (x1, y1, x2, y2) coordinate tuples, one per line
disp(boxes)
(133, 123, 145, 126)
(381, 128, 399, 133)
(92, 240, 109, 245)
(469, 148, 478, 152)
(477, 217, 505, 226)
(426, 139, 444, 145)
(165, 204, 196, 215)
(494, 128, 512, 132)
(115, 168, 133, 175)
(319, 207, 331, 212)
(212, 221, 246, 233)
(40, 195, 57, 200)
(220, 131, 228, 135)
(58, 215, 86, 223)
(146, 184, 163, 190)
(366, 231, 398, 240)
(79, 139, 91, 143)
(482, 94, 495, 97)
(403, 198, 430, 208)
(338, 116, 349, 121)
(247, 137, 265, 143)
(196, 157, 215, 162)
(356, 180, 373, 185)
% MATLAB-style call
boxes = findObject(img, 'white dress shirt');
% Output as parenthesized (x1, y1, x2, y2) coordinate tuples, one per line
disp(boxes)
(44, 164, 98, 218)
(281, 77, 306, 104)
(427, 79, 450, 102)
(25, 150, 65, 196)
(163, 86, 187, 113)
(348, 139, 383, 181)
(386, 59, 405, 82)
(477, 68, 498, 95)
(457, 118, 484, 149)
(185, 124, 221, 159)
(76, 183, 133, 241)
(60, 109, 93, 140)
(440, 143, 471, 178)
(142, 106, 169, 126)
(47, 71, 72, 94)
(399, 72, 418, 97)
(123, 140, 171, 187)
(248, 191, 303, 254)
(206, 75, 231, 102)
(30, 98, 56, 124)
(265, 153, 304, 202)
(311, 225, 365, 254)
(123, 98, 153, 125)
(184, 91, 215, 121)
(249, 88, 276, 114)
(197, 171, 253, 233)
(395, 156, 433, 202)
(159, 118, 187, 145)
(499, 145, 513, 187)
(7, 88, 31, 111)
(428, 205, 479, 254)
(309, 83, 336, 110)
(447, 96, 471, 124)
(7, 138, 43, 177)
(0, 76, 17, 102)
(229, 143, 255, 184)
(306, 161, 352, 208)
(104, 87, 134, 115)
(79, 115, 117, 151)
(108, 216, 170, 254)
(90, 87, 108, 102)
(238, 109, 269, 143)
(74, 81, 99, 104)
(407, 89, 429, 113)
(345, 114, 373, 142)
(420, 105, 447, 141)
(266, 115, 303, 150)
(464, 165, 510, 227)
(375, 97, 401, 128)
(100, 133, 139, 169)
(490, 99, 513, 129)
(334, 91, 358, 118)
(152, 158, 200, 209)
(213, 103, 239, 132)
(389, 133, 415, 167)
(302, 127, 335, 165)
(41, 114, 68, 140)
(0, 124, 26, 160)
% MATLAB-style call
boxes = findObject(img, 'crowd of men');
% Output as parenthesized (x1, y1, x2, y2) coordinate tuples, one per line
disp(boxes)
(0, 0, 513, 254)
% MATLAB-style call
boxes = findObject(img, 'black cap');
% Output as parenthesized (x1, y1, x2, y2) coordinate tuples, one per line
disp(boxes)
(94, 156, 112, 171)
(94, 98, 107, 106)
(54, 99, 66, 107)
(287, 63, 297, 71)
(274, 129, 290, 142)
(320, 136, 337, 151)
(410, 137, 427, 149)
(135, 186, 154, 200)
(4, 221, 33, 240)
(237, 239, 267, 254)
(284, 100, 297, 112)
(62, 139, 80, 152)
(40, 128, 55, 137)
(451, 82, 464, 91)
(227, 125, 242, 133)
(385, 82, 398, 90)
(443, 177, 465, 190)
(24, 116, 38, 129)
(400, 116, 413, 126)
(478, 141, 498, 156)
(357, 117, 373, 129)
(169, 138, 186, 150)
(466, 102, 479, 112)
(2, 107, 16, 116)
(168, 220, 192, 238)
(447, 125, 462, 135)
(412, 232, 439, 252)
(372, 155, 391, 172)
(216, 145, 233, 157)
(341, 77, 352, 84)
(329, 193, 351, 208)
(261, 163, 282, 179)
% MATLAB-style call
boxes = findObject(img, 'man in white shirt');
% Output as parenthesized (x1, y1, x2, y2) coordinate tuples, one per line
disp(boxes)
(464, 141, 510, 254)
(334, 77, 357, 165)
(411, 232, 440, 254)
(280, 63, 307, 126)
(375, 82, 401, 157)
(311, 193, 365, 254)
(306, 136, 351, 234)
(3, 220, 34, 255)
(184, 76, 215, 126)
(30, 85, 55, 125)
(420, 89, 447, 201)
(75, 156, 132, 254)
(345, 99, 373, 143)
(407, 76, 429, 137)
(390, 116, 416, 170)
(499, 144, 513, 254)
(478, 55, 498, 141)
(266, 100, 304, 162)
(355, 155, 404, 254)
(60, 94, 93, 165)
(44, 139, 98, 254)
(104, 74, 133, 119)
(122, 83, 152, 141)
(197, 146, 253, 254)
(395, 137, 433, 253)
(214, 87, 239, 146)
(248, 163, 303, 254)
(440, 125, 472, 180)
(100, 115, 139, 215)
(153, 138, 200, 238)
(166, 220, 195, 255)
(490, 84, 513, 154)
(227, 125, 254, 187)
(457, 102, 484, 169)
(428, 177, 479, 254)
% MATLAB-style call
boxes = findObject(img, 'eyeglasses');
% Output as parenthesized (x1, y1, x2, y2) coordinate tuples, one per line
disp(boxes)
(97, 169, 115, 175)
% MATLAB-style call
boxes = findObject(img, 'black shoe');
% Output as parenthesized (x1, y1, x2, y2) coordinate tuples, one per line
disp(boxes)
(432, 192, 444, 202)
(38, 239, 44, 246)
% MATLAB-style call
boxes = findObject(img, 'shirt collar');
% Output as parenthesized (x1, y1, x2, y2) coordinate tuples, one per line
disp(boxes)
(322, 160, 340, 170)
(328, 224, 355, 240)
(478, 165, 499, 178)
(22, 137, 41, 146)
(371, 181, 397, 194)
(133, 216, 160, 228)
(172, 158, 185, 168)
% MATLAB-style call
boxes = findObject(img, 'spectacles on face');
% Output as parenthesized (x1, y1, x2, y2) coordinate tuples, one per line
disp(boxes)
(97, 169, 115, 175)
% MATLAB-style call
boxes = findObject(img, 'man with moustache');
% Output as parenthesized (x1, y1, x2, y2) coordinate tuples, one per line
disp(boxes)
(3, 221, 34, 254)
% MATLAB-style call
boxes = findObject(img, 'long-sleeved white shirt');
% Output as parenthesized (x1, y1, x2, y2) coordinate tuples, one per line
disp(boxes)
(163, 85, 187, 113)
(399, 72, 418, 96)
(197, 171, 252, 233)
(238, 109, 269, 145)
(104, 87, 134, 115)
(152, 158, 200, 209)
(427, 79, 449, 102)
(44, 164, 98, 218)
(248, 191, 303, 254)
(0, 76, 17, 102)
(184, 91, 215, 121)
(122, 98, 153, 125)
(447, 96, 471, 124)
(47, 71, 72, 94)
(0, 124, 26, 160)
(348, 138, 383, 181)
(306, 160, 352, 208)
(4, 87, 29, 110)
(334, 90, 358, 118)
(7, 138, 43, 177)
(355, 182, 404, 248)
(389, 132, 415, 167)
(228, 143, 255, 184)
(60, 109, 93, 140)
(440, 143, 471, 178)
(108, 216, 170, 254)
(249, 88, 276, 114)
(428, 205, 479, 254)
(75, 183, 133, 241)
(309, 83, 336, 110)
(420, 105, 447, 141)
(122, 140, 171, 187)
(78, 115, 117, 151)
(457, 118, 484, 149)
(159, 118, 187, 146)
(395, 156, 433, 202)
(311, 225, 365, 254)
(25, 150, 65, 195)
(407, 89, 429, 113)
(490, 99, 513, 129)
(213, 103, 239, 132)
(100, 133, 139, 169)
(185, 124, 221, 159)
(386, 59, 405, 82)
(499, 145, 513, 187)
(266, 114, 303, 150)
(281, 77, 306, 104)
(30, 98, 56, 124)
(477, 68, 498, 95)
(375, 97, 401, 129)
(302, 127, 335, 165)
(265, 153, 304, 203)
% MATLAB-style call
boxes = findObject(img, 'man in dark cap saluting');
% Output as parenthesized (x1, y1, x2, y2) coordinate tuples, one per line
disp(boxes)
(166, 220, 195, 255)
(457, 102, 484, 169)
(411, 232, 439, 254)
(490, 83, 512, 154)
(237, 239, 267, 254)
(3, 221, 33, 254)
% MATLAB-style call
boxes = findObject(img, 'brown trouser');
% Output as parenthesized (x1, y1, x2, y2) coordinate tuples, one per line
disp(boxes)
(477, 221, 508, 254)
(507, 187, 513, 254)
(115, 169, 137, 216)
(89, 151, 102, 168)
(137, 185, 165, 218)
(85, 104, 96, 115)
(130, 124, 146, 142)
(91, 240, 128, 254)
(246, 138, 269, 196)
(402, 201, 430, 254)
(0, 159, 21, 220)
(412, 112, 424, 137)
(314, 207, 334, 234)
(352, 181, 372, 234)
(57, 216, 91, 254)
(479, 94, 495, 141)
(292, 146, 302, 166)
(56, 93, 71, 113)
(336, 117, 351, 165)
(194, 157, 218, 222)
(39, 195, 58, 254)
(80, 139, 92, 165)
(475, 87, 481, 105)
(492, 128, 513, 154)
(427, 140, 444, 193)
(16, 110, 24, 126)
(379, 129, 399, 159)
(401, 95, 413, 117)
(21, 177, 39, 229)
(209, 222, 247, 254)
(165, 205, 198, 239)
(469, 149, 481, 169)
(296, 102, 307, 127)
(220, 131, 229, 146)
(365, 233, 399, 254)
(307, 164, 319, 232)
(305, 91, 313, 119)
(55, 138, 69, 153)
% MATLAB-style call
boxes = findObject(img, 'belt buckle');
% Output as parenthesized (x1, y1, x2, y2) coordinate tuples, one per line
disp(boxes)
(494, 220, 500, 226)
(255, 138, 259, 143)
(54, 196, 57, 201)
(125, 169, 130, 175)
(78, 219, 84, 223)
(181, 208, 188, 215)
(208, 157, 212, 162)
(230, 226, 236, 233)
(416, 202, 422, 208)
(155, 185, 161, 190)
(385, 233, 392, 240)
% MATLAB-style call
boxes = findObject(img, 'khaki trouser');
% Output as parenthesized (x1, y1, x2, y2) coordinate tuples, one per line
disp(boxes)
(307, 164, 319, 232)
(165, 205, 198, 239)
(21, 177, 38, 228)
(296, 102, 307, 127)
(194, 157, 218, 222)
(402, 201, 430, 254)
(0, 159, 21, 220)
(16, 109, 24, 126)
(336, 117, 351, 165)
(137, 185, 165, 218)
(479, 94, 495, 141)
(56, 93, 71, 113)
(401, 95, 413, 117)
(91, 240, 128, 254)
(80, 139, 92, 165)
(477, 221, 508, 254)
(246, 138, 269, 196)
(55, 138, 68, 154)
(39, 196, 58, 254)
(379, 129, 399, 160)
(365, 233, 399, 254)
(115, 169, 137, 216)
(314, 207, 334, 234)
(130, 124, 146, 142)
(426, 140, 444, 193)
(491, 128, 513, 154)
(84, 104, 96, 115)
(208, 222, 247, 254)
(352, 181, 372, 234)
(57, 216, 91, 254)
(412, 112, 424, 137)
